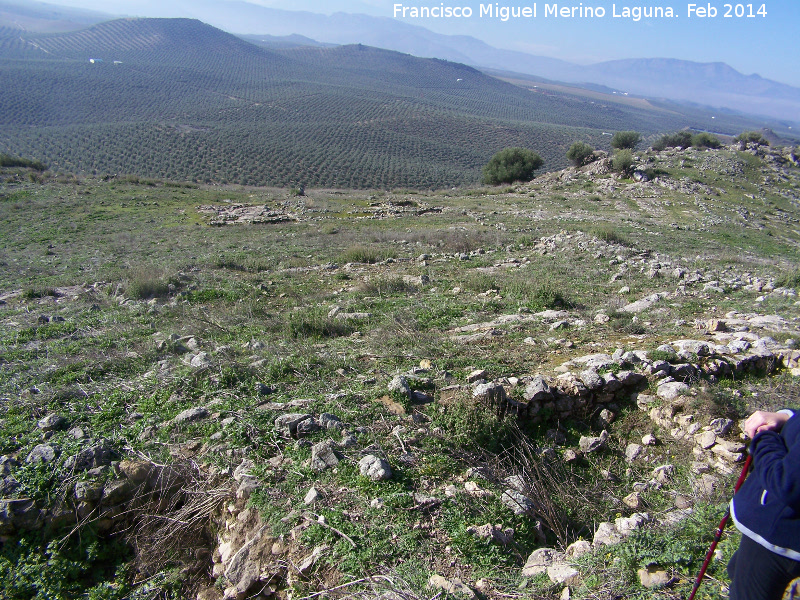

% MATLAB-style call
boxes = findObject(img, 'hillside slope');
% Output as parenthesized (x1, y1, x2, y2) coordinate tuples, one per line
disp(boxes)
(0, 17, 778, 189)
(1, 142, 799, 599)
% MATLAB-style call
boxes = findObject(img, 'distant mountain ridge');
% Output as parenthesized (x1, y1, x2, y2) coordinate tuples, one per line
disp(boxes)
(0, 0, 797, 122)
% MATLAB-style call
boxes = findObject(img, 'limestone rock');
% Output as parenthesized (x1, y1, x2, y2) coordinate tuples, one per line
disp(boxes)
(593, 522, 623, 546)
(625, 443, 642, 462)
(428, 575, 476, 598)
(310, 440, 341, 472)
(173, 406, 209, 424)
(388, 375, 411, 397)
(524, 376, 553, 402)
(623, 492, 641, 509)
(274, 413, 313, 437)
(501, 489, 535, 515)
(548, 564, 581, 586)
(565, 540, 592, 560)
(579, 430, 609, 454)
(26, 444, 59, 464)
(37, 413, 66, 432)
(638, 565, 674, 588)
(522, 548, 563, 577)
(657, 381, 689, 400)
(358, 455, 392, 481)
(466, 523, 514, 546)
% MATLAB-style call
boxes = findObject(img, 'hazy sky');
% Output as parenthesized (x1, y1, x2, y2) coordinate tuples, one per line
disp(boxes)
(41, 0, 800, 86)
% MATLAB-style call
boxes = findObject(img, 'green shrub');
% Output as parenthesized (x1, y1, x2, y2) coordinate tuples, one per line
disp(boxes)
(776, 269, 800, 289)
(612, 149, 635, 177)
(590, 224, 632, 247)
(610, 131, 641, 150)
(338, 245, 392, 264)
(126, 276, 171, 300)
(692, 132, 721, 149)
(0, 153, 47, 171)
(566, 141, 595, 167)
(482, 147, 543, 185)
(22, 287, 58, 300)
(735, 130, 769, 148)
(652, 131, 692, 151)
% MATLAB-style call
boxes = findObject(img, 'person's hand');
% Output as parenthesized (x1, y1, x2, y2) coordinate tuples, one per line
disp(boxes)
(744, 410, 791, 439)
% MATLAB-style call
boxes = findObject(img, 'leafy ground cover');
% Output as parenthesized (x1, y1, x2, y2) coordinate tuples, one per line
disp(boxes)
(1, 143, 799, 599)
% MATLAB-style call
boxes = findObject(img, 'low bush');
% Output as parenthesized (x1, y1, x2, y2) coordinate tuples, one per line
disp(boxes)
(735, 130, 769, 148)
(482, 147, 543, 185)
(338, 245, 393, 264)
(0, 153, 47, 172)
(692, 132, 721, 149)
(612, 149, 635, 177)
(566, 141, 595, 167)
(652, 131, 692, 151)
(611, 131, 641, 150)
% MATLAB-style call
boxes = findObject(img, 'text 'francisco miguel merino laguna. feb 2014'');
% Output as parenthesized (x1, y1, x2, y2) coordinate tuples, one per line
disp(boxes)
(393, 3, 768, 21)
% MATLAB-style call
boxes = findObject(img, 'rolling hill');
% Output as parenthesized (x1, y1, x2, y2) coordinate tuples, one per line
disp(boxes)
(0, 17, 780, 189)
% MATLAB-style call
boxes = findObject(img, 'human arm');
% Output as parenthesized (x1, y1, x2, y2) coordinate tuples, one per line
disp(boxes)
(749, 412, 800, 510)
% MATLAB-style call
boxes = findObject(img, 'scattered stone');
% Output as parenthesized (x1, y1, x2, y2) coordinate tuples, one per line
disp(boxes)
(304, 487, 320, 505)
(522, 548, 563, 577)
(625, 443, 643, 462)
(623, 492, 641, 509)
(274, 413, 313, 437)
(638, 565, 674, 589)
(642, 433, 658, 446)
(68, 426, 85, 439)
(37, 413, 66, 432)
(358, 455, 392, 481)
(172, 406, 209, 424)
(565, 540, 592, 560)
(466, 369, 487, 383)
(310, 440, 341, 472)
(189, 352, 213, 369)
(653, 464, 675, 484)
(620, 292, 668, 313)
(233, 458, 255, 482)
(548, 564, 581, 586)
(466, 523, 514, 546)
(657, 381, 689, 400)
(428, 575, 476, 599)
(593, 522, 623, 546)
(579, 430, 609, 454)
(464, 481, 491, 497)
(26, 444, 59, 464)
(501, 489, 534, 515)
(388, 375, 411, 397)
(319, 413, 343, 430)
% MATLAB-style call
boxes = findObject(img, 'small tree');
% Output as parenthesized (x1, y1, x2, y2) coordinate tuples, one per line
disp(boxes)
(566, 141, 595, 167)
(611, 131, 641, 150)
(612, 149, 634, 177)
(482, 147, 543, 185)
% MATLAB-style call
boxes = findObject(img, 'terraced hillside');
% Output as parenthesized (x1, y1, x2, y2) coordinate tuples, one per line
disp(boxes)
(0, 17, 776, 189)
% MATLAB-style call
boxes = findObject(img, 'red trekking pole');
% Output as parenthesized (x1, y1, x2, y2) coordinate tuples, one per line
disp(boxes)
(687, 454, 752, 600)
